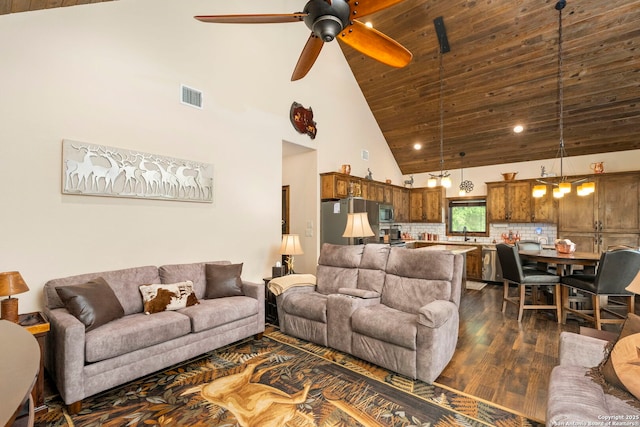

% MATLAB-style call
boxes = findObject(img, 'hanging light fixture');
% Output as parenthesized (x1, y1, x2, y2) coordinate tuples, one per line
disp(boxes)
(533, 0, 593, 199)
(428, 17, 451, 189)
(458, 152, 474, 196)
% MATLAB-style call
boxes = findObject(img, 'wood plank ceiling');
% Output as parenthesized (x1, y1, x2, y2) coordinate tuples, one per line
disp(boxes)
(2, 0, 639, 174)
(339, 0, 640, 174)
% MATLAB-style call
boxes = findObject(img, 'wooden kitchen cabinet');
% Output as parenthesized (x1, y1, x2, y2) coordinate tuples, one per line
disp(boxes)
(320, 172, 361, 200)
(465, 245, 483, 280)
(410, 187, 445, 223)
(531, 183, 558, 223)
(392, 187, 411, 222)
(486, 181, 532, 222)
(558, 171, 640, 252)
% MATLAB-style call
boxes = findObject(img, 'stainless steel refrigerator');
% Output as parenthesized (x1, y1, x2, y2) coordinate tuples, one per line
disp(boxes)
(321, 198, 380, 245)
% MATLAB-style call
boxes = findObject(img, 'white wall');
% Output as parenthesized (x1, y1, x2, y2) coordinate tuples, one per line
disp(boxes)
(0, 0, 402, 312)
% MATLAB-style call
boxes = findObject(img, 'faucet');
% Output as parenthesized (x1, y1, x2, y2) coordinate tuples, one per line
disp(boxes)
(463, 226, 470, 242)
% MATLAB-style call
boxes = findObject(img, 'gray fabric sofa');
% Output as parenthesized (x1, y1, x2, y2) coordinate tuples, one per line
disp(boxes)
(276, 243, 464, 383)
(546, 332, 640, 426)
(43, 261, 264, 411)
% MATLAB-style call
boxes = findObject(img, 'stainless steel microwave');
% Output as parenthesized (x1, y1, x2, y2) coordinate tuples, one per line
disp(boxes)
(379, 204, 394, 223)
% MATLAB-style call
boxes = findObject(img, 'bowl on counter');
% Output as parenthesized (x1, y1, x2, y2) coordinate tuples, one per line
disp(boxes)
(555, 241, 576, 254)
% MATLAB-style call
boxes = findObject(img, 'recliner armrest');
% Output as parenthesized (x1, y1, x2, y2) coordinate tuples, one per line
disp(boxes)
(418, 300, 457, 328)
(338, 288, 380, 299)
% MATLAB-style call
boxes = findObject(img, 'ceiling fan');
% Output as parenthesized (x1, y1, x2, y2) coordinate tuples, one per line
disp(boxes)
(195, 0, 413, 81)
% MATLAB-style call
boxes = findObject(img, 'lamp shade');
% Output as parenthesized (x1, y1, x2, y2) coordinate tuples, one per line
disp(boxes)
(626, 270, 640, 295)
(342, 212, 375, 238)
(0, 271, 29, 297)
(279, 234, 304, 256)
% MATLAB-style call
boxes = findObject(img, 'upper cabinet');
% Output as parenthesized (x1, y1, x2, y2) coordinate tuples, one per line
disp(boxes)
(320, 173, 361, 200)
(393, 187, 411, 222)
(409, 187, 445, 223)
(486, 181, 557, 223)
(559, 172, 640, 233)
(320, 172, 409, 220)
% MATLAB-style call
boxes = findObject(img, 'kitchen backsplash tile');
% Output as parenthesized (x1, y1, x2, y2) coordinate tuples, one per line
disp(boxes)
(393, 223, 557, 245)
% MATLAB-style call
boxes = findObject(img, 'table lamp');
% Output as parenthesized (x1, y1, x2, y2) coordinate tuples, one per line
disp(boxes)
(343, 212, 375, 245)
(625, 270, 640, 295)
(0, 271, 29, 323)
(280, 234, 304, 274)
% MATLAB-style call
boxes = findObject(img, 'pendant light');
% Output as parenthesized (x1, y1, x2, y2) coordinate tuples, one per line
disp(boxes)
(428, 18, 451, 189)
(458, 152, 474, 196)
(533, 0, 593, 199)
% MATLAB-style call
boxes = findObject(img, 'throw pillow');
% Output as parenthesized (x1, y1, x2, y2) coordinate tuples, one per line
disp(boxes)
(205, 263, 244, 299)
(600, 313, 640, 400)
(139, 281, 199, 314)
(56, 277, 125, 331)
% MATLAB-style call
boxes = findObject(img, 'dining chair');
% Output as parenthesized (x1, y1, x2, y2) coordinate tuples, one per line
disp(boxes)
(560, 248, 640, 330)
(496, 243, 562, 322)
(515, 240, 548, 271)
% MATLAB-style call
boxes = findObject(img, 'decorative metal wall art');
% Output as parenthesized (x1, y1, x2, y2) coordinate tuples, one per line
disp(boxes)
(62, 140, 214, 203)
(289, 102, 317, 139)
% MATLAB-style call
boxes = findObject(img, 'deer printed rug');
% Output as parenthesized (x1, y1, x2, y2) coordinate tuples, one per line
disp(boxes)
(36, 330, 542, 426)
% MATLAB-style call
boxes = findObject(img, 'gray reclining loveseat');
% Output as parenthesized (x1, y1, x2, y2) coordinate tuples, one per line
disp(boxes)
(276, 243, 464, 383)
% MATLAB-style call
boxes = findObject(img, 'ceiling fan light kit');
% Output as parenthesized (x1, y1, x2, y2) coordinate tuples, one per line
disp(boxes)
(195, 0, 412, 81)
(532, 0, 593, 200)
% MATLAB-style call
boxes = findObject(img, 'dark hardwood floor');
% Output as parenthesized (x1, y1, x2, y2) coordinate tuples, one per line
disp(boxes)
(437, 282, 618, 423)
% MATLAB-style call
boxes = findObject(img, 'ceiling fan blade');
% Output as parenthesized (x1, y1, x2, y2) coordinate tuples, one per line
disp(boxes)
(351, 0, 407, 18)
(291, 33, 325, 81)
(337, 20, 412, 68)
(194, 13, 306, 24)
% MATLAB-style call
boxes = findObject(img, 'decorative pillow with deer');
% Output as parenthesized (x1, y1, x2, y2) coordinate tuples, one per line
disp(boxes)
(139, 281, 199, 315)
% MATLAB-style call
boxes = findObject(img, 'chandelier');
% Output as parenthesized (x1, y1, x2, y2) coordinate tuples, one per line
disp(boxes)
(428, 19, 451, 189)
(532, 0, 594, 199)
(458, 152, 474, 196)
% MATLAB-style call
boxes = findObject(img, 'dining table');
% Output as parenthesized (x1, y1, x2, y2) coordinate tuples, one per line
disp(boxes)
(518, 249, 601, 276)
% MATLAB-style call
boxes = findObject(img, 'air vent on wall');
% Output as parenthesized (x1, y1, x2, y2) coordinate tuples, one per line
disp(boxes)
(181, 85, 203, 109)
(361, 149, 369, 161)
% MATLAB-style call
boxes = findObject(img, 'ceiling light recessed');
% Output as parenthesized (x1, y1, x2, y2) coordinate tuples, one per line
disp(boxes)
(513, 124, 524, 133)
(365, 21, 373, 28)
(413, 143, 422, 150)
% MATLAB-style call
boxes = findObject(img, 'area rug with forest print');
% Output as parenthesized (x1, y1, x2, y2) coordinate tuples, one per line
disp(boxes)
(36, 330, 542, 427)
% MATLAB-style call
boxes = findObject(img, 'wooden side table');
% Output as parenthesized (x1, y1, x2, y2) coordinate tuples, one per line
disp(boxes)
(262, 278, 279, 326)
(18, 312, 50, 414)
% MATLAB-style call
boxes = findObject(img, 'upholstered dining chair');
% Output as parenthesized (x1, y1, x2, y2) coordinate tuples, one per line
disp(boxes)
(515, 240, 544, 271)
(560, 248, 640, 330)
(496, 243, 562, 322)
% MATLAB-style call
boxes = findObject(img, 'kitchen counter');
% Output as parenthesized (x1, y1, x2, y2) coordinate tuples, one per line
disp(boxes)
(407, 240, 489, 248)
(411, 244, 477, 255)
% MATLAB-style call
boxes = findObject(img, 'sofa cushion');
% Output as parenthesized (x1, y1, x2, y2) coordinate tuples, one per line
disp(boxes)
(56, 277, 125, 331)
(318, 243, 364, 268)
(159, 261, 230, 300)
(381, 275, 451, 314)
(282, 292, 328, 323)
(316, 244, 364, 295)
(357, 243, 390, 293)
(386, 247, 454, 281)
(85, 311, 191, 362)
(316, 266, 359, 295)
(139, 281, 199, 314)
(177, 296, 259, 333)
(598, 313, 640, 402)
(44, 265, 160, 315)
(352, 305, 417, 350)
(205, 263, 244, 299)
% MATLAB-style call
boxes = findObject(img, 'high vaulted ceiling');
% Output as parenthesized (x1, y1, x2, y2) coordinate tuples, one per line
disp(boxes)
(339, 0, 640, 174)
(3, 0, 639, 174)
